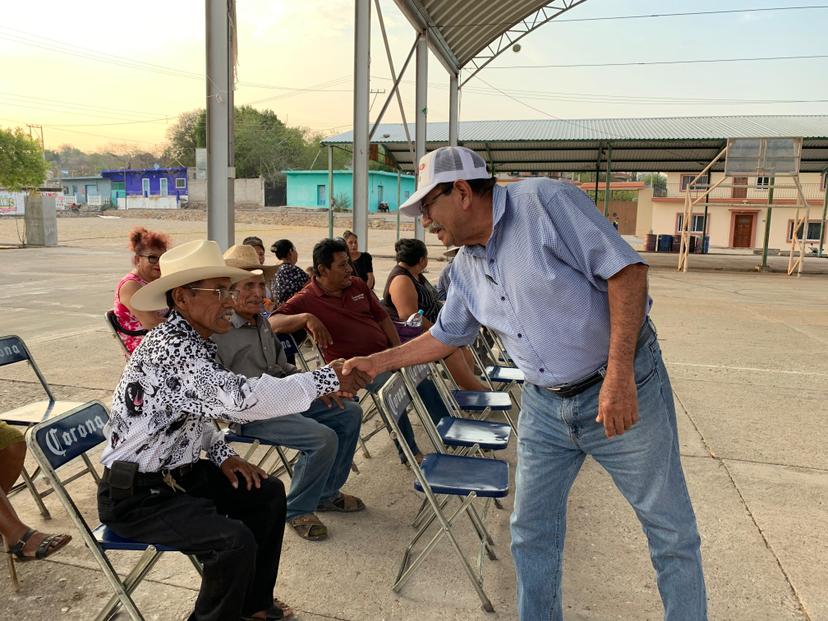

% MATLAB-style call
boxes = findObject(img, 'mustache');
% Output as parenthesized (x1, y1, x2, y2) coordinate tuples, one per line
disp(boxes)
(429, 223, 443, 234)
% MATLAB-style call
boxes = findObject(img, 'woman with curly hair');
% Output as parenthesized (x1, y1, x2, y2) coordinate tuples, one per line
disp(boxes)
(113, 227, 171, 354)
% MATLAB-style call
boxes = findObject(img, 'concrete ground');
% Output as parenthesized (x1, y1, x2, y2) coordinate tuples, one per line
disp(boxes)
(0, 215, 826, 620)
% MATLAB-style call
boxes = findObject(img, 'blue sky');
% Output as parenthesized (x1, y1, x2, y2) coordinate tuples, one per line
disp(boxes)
(0, 0, 825, 151)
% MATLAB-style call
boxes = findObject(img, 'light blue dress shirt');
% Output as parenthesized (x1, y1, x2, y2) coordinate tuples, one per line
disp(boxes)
(430, 178, 649, 386)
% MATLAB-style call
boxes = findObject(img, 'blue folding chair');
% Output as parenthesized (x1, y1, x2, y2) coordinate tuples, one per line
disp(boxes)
(378, 373, 509, 612)
(27, 401, 202, 621)
(275, 332, 314, 371)
(0, 334, 85, 517)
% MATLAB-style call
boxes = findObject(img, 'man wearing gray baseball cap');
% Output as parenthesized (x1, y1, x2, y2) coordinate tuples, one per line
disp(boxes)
(346, 146, 707, 620)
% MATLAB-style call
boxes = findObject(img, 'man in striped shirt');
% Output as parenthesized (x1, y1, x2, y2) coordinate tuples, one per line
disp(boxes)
(344, 147, 707, 621)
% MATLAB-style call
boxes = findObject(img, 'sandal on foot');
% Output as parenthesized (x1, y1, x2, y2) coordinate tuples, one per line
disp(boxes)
(288, 514, 328, 541)
(316, 492, 365, 513)
(8, 528, 71, 562)
(269, 597, 294, 620)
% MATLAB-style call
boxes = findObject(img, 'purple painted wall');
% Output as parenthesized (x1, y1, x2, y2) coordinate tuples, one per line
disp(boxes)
(100, 167, 188, 197)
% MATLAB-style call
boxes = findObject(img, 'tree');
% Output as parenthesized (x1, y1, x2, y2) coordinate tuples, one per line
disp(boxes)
(638, 173, 667, 196)
(163, 109, 206, 167)
(0, 127, 48, 190)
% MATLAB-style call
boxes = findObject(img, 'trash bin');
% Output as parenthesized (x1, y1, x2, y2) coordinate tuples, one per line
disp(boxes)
(645, 233, 657, 252)
(657, 234, 673, 253)
(702, 236, 710, 254)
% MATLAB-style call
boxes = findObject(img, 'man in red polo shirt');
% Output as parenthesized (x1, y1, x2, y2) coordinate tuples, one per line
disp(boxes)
(269, 238, 400, 362)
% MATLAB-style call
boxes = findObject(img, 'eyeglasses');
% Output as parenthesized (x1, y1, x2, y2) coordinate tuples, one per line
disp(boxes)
(420, 184, 454, 217)
(185, 287, 240, 302)
(138, 254, 161, 264)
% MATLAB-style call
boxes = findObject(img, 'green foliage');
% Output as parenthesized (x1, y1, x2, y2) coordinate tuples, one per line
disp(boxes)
(0, 127, 49, 190)
(45, 145, 160, 177)
(162, 109, 206, 167)
(332, 193, 351, 211)
(638, 173, 667, 195)
(592, 190, 638, 202)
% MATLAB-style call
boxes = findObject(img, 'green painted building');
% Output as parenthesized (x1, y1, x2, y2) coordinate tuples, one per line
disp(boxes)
(284, 170, 415, 212)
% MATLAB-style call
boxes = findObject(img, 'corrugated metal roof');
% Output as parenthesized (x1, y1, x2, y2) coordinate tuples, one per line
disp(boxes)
(324, 116, 828, 144)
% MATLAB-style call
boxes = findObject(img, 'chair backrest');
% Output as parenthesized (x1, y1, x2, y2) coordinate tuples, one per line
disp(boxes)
(0, 334, 55, 402)
(105, 310, 148, 338)
(378, 372, 412, 425)
(276, 332, 299, 357)
(29, 401, 109, 471)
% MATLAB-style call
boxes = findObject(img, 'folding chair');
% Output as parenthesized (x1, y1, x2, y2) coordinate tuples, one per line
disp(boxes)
(104, 310, 147, 357)
(275, 332, 312, 371)
(0, 334, 85, 518)
(377, 373, 509, 612)
(27, 401, 203, 621)
(402, 364, 511, 458)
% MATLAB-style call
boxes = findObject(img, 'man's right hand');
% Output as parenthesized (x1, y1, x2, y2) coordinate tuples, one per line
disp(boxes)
(304, 313, 333, 350)
(342, 356, 379, 381)
(328, 358, 371, 397)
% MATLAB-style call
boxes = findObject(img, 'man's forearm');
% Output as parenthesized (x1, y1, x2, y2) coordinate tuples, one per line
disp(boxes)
(268, 313, 308, 334)
(605, 263, 648, 376)
(371, 332, 456, 374)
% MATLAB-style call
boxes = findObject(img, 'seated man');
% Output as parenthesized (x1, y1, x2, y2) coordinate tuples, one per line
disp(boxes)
(213, 245, 364, 542)
(270, 238, 446, 463)
(98, 240, 366, 621)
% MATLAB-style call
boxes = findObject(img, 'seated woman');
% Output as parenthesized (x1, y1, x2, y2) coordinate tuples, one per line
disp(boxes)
(113, 227, 171, 354)
(342, 230, 374, 289)
(383, 238, 487, 392)
(1, 421, 71, 562)
(270, 239, 310, 305)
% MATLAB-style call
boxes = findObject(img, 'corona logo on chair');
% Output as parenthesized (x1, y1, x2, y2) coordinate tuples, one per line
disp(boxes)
(45, 415, 107, 457)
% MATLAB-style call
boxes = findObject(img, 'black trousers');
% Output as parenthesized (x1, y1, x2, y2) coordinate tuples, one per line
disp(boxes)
(98, 460, 286, 621)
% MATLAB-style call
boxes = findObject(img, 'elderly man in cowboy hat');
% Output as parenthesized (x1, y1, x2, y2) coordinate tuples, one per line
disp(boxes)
(98, 240, 366, 621)
(212, 245, 365, 542)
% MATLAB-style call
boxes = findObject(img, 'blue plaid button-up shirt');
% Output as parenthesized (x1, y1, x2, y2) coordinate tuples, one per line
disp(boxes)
(430, 179, 648, 387)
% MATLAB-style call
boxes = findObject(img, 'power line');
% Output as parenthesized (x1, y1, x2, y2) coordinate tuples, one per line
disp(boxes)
(490, 54, 828, 70)
(437, 5, 828, 28)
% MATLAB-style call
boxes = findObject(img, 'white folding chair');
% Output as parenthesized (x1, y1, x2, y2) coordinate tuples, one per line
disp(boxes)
(27, 401, 203, 621)
(377, 373, 509, 612)
(0, 334, 85, 517)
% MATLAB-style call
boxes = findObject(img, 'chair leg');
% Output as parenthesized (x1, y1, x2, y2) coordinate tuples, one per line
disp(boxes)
(18, 465, 50, 519)
(274, 445, 294, 478)
(188, 554, 204, 577)
(2, 534, 20, 592)
(94, 547, 161, 621)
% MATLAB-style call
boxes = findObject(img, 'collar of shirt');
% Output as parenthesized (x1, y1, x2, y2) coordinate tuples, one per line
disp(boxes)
(464, 185, 508, 264)
(230, 311, 258, 329)
(166, 310, 218, 358)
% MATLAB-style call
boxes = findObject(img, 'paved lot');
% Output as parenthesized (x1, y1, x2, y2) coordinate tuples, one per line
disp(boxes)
(0, 215, 826, 620)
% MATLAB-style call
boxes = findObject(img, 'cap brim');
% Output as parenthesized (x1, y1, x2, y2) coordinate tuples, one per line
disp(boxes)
(131, 266, 259, 311)
(399, 181, 438, 218)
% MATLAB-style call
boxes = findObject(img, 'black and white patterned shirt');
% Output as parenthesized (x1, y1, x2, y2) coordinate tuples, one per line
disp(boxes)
(101, 311, 340, 472)
(272, 263, 310, 305)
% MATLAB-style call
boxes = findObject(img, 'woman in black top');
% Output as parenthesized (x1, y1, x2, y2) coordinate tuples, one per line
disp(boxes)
(343, 230, 374, 289)
(383, 239, 486, 391)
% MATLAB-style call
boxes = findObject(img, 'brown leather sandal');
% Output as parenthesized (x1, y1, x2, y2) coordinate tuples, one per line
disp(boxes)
(288, 513, 328, 541)
(316, 492, 366, 513)
(8, 528, 71, 562)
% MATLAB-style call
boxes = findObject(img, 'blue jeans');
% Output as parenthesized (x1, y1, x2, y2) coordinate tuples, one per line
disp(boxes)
(239, 398, 361, 521)
(510, 322, 707, 620)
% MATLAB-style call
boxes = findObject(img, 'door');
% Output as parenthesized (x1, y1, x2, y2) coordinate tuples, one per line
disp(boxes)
(733, 214, 754, 247)
(317, 185, 327, 207)
(732, 177, 748, 199)
(159, 178, 168, 197)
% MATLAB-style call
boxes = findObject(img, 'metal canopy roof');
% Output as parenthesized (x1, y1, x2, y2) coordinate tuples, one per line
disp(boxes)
(393, 1, 586, 81)
(322, 115, 828, 173)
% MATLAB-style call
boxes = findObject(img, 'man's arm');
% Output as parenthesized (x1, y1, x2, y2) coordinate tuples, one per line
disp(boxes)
(379, 316, 402, 348)
(268, 312, 333, 349)
(343, 331, 456, 379)
(596, 263, 649, 437)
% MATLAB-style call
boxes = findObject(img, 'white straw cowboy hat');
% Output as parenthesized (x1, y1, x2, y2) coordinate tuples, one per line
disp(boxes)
(223, 244, 278, 280)
(132, 240, 260, 311)
(399, 146, 491, 217)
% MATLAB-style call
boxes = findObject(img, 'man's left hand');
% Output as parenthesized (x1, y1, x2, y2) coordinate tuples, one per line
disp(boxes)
(220, 456, 267, 491)
(320, 393, 346, 410)
(596, 372, 639, 438)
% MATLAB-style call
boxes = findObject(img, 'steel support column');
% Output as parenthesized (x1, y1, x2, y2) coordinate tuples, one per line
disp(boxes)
(396, 169, 402, 240)
(352, 0, 370, 250)
(760, 177, 775, 269)
(603, 144, 612, 217)
(414, 32, 428, 240)
(819, 172, 828, 258)
(327, 145, 334, 239)
(448, 72, 459, 147)
(205, 0, 234, 249)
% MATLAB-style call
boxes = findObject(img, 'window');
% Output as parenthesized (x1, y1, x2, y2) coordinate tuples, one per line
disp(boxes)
(787, 220, 825, 242)
(680, 174, 709, 192)
(756, 176, 770, 189)
(141, 178, 150, 196)
(676, 213, 707, 233)
(175, 177, 186, 189)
